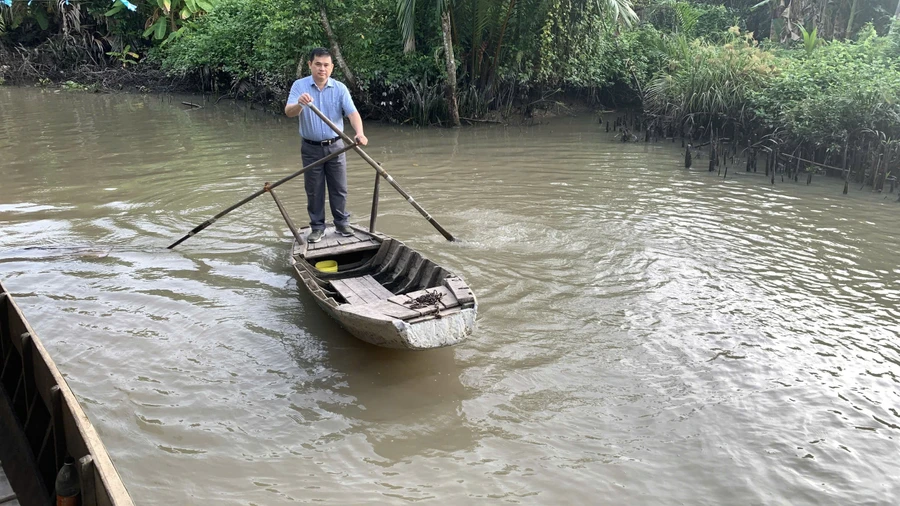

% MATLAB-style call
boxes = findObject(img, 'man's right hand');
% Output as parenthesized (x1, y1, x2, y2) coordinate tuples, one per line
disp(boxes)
(298, 93, 313, 106)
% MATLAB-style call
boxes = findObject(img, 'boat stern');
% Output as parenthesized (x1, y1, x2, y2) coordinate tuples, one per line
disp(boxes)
(395, 306, 478, 350)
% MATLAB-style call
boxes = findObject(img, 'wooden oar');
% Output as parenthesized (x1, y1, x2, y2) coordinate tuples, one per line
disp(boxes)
(266, 183, 306, 247)
(305, 103, 457, 242)
(167, 142, 357, 249)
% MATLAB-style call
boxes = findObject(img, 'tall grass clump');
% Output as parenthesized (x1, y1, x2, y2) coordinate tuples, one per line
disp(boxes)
(644, 27, 778, 138)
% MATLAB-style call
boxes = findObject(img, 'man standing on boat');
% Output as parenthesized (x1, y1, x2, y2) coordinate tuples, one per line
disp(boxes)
(285, 47, 368, 243)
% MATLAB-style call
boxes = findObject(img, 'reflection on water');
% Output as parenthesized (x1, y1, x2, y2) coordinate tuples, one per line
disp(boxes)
(2, 86, 900, 505)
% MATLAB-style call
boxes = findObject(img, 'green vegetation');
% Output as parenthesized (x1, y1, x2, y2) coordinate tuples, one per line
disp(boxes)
(2, 0, 900, 189)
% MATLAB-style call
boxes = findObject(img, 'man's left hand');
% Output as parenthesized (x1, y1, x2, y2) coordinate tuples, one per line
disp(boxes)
(355, 134, 368, 146)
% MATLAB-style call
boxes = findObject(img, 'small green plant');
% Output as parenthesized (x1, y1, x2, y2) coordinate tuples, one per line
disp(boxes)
(107, 45, 139, 68)
(0, 77, 5, 86)
(799, 25, 823, 57)
(38, 77, 51, 87)
(62, 81, 90, 91)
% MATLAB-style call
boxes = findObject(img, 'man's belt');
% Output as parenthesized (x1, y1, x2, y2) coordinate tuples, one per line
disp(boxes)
(304, 137, 342, 146)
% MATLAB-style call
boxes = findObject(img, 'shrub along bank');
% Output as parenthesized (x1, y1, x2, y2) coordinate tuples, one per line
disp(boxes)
(3, 0, 900, 191)
(644, 23, 900, 192)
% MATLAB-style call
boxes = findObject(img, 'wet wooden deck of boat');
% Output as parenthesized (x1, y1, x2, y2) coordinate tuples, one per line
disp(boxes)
(304, 226, 381, 260)
(0, 466, 19, 506)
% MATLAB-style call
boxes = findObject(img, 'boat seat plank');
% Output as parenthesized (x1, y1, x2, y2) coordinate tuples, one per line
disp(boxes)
(443, 277, 475, 305)
(358, 275, 395, 297)
(331, 275, 394, 305)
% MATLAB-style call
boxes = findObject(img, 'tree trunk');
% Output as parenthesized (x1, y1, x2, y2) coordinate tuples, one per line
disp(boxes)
(319, 4, 362, 97)
(846, 0, 859, 39)
(892, 0, 900, 36)
(440, 10, 461, 127)
(486, 0, 517, 90)
(769, 1, 779, 41)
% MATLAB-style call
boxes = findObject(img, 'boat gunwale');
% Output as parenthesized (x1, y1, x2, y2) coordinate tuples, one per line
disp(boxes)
(0, 279, 134, 506)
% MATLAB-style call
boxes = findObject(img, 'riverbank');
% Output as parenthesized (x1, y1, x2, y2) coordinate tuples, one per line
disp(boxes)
(0, 51, 597, 126)
(0, 45, 192, 93)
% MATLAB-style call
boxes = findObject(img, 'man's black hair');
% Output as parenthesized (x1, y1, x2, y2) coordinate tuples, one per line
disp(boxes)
(309, 47, 332, 62)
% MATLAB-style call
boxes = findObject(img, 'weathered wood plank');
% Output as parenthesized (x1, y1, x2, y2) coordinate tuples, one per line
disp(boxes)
(374, 245, 409, 279)
(323, 234, 340, 248)
(353, 277, 393, 303)
(368, 239, 395, 267)
(407, 305, 463, 324)
(443, 277, 474, 304)
(331, 275, 393, 305)
(416, 262, 438, 290)
(305, 240, 381, 261)
(358, 275, 394, 298)
(359, 299, 422, 319)
(330, 279, 367, 305)
(383, 250, 416, 287)
(330, 279, 363, 305)
(394, 254, 426, 294)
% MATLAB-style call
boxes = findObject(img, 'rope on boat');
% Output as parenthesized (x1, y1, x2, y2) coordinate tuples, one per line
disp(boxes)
(404, 290, 445, 310)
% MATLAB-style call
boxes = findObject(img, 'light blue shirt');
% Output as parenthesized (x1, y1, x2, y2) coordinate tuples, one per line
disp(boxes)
(287, 76, 357, 142)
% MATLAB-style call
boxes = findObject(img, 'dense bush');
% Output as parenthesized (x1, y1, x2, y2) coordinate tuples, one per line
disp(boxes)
(748, 25, 900, 150)
(160, 0, 320, 87)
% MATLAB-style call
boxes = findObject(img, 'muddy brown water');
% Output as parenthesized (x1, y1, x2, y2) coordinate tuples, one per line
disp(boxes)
(1, 87, 899, 505)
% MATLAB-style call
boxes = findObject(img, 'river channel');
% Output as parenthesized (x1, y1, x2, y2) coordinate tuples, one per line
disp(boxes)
(1, 87, 899, 505)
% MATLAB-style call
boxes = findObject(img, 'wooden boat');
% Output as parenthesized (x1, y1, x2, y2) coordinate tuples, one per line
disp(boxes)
(290, 225, 477, 350)
(1, 279, 134, 506)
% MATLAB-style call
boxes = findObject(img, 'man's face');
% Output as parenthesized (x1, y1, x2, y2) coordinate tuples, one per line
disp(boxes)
(308, 55, 334, 82)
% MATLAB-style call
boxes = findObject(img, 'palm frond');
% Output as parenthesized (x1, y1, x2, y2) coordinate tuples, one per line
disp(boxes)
(593, 0, 637, 27)
(397, 0, 417, 53)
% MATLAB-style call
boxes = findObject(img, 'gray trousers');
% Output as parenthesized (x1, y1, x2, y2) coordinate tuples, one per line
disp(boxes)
(301, 139, 349, 231)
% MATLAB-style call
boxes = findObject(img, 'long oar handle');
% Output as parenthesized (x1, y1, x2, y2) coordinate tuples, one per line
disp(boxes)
(166, 142, 357, 249)
(305, 104, 457, 242)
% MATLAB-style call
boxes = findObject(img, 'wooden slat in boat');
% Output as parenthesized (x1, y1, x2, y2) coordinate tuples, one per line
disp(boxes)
(331, 275, 393, 305)
(0, 280, 134, 506)
(443, 277, 475, 305)
(290, 225, 477, 349)
(304, 229, 380, 261)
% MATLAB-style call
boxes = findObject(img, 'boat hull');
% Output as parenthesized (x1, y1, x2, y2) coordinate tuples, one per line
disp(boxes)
(290, 226, 477, 349)
(0, 279, 134, 506)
